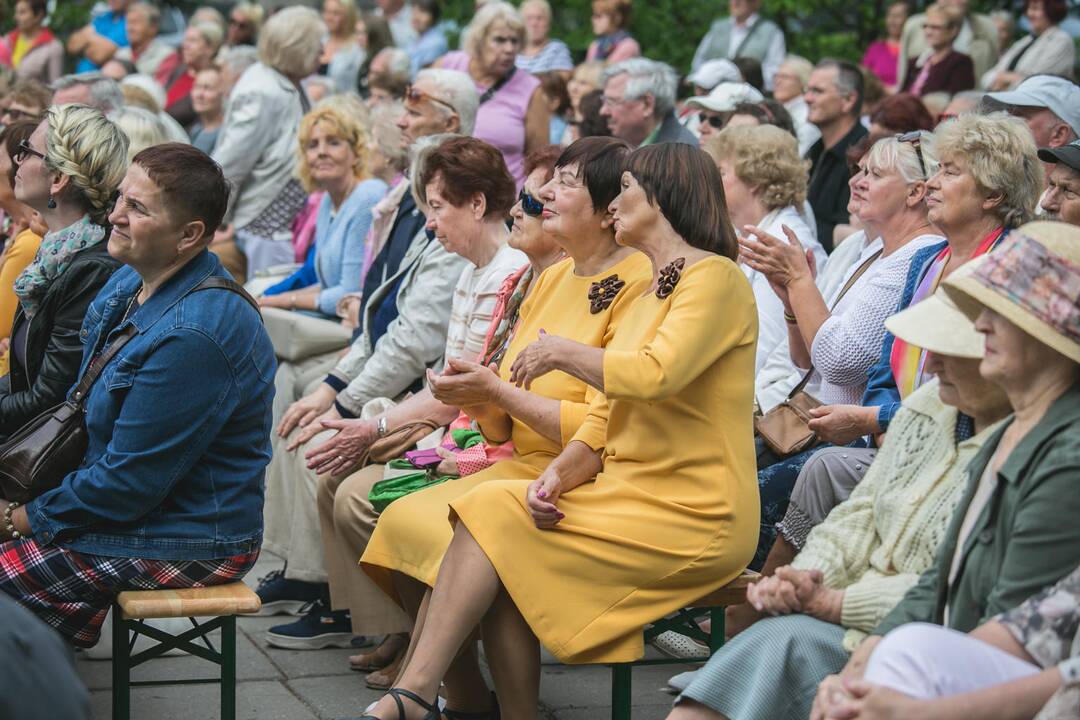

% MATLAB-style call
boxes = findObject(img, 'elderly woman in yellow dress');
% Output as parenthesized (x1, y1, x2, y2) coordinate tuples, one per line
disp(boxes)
(358, 143, 760, 720)
(355, 136, 651, 708)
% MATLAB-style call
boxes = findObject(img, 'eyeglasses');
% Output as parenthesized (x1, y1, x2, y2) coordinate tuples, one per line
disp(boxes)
(15, 139, 45, 164)
(897, 131, 927, 178)
(404, 84, 457, 114)
(518, 189, 544, 217)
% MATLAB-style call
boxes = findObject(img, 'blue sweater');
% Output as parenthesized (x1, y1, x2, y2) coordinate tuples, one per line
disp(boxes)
(266, 179, 387, 315)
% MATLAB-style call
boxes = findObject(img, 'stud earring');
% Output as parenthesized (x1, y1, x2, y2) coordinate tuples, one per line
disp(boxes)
(47, 197, 56, 209)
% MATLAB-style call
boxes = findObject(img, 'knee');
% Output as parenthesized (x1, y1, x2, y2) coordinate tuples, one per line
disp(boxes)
(865, 623, 951, 689)
(668, 698, 726, 720)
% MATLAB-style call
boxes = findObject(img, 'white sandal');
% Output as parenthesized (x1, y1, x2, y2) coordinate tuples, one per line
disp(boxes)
(651, 630, 710, 660)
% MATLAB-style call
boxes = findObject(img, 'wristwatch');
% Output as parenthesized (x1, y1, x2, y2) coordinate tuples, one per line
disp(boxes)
(377, 416, 388, 438)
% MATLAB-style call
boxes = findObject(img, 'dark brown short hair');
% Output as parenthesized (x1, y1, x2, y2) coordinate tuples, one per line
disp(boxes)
(9, 78, 51, 114)
(133, 143, 229, 239)
(555, 136, 631, 212)
(420, 136, 516, 218)
(524, 145, 563, 184)
(536, 71, 571, 116)
(1025, 0, 1067, 24)
(0, 120, 36, 188)
(20, 0, 47, 18)
(624, 143, 738, 259)
(870, 92, 934, 134)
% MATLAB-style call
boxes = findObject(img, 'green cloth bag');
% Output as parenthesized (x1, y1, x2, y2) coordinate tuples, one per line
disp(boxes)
(367, 429, 486, 513)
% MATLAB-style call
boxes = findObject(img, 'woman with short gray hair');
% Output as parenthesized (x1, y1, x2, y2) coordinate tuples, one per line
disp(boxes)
(436, 1, 550, 188)
(212, 6, 326, 279)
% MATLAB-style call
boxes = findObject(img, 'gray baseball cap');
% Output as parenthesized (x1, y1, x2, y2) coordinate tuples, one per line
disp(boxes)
(1038, 138, 1080, 173)
(983, 75, 1080, 137)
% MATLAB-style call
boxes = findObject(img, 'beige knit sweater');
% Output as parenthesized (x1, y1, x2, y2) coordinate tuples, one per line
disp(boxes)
(791, 378, 1006, 651)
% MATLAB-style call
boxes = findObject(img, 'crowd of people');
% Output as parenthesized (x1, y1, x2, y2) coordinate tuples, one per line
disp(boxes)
(0, 0, 1076, 718)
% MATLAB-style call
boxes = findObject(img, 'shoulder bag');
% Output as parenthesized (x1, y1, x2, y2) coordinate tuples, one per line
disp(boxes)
(754, 248, 883, 457)
(0, 277, 258, 503)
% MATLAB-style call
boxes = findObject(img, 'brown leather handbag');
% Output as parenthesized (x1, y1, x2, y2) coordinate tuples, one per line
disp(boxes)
(344, 419, 442, 475)
(0, 277, 258, 503)
(753, 248, 884, 459)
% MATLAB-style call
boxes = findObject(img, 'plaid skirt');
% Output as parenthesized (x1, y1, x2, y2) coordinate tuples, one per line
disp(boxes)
(0, 538, 259, 647)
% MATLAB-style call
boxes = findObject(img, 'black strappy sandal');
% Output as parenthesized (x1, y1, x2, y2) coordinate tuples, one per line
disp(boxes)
(442, 692, 501, 720)
(353, 687, 441, 720)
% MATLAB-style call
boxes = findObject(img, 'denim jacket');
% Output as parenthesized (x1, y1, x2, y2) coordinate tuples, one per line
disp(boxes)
(26, 250, 277, 560)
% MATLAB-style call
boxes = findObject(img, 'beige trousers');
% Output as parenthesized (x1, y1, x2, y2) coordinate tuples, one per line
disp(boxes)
(318, 464, 411, 636)
(262, 353, 339, 584)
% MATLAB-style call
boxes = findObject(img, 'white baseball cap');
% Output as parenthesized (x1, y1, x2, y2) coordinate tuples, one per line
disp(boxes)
(983, 75, 1080, 138)
(686, 59, 742, 92)
(684, 82, 764, 113)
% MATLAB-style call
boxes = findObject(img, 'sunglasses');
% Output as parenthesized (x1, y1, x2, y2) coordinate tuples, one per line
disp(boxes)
(897, 130, 927, 178)
(404, 84, 457, 114)
(15, 139, 45, 164)
(703, 114, 726, 129)
(518, 189, 544, 217)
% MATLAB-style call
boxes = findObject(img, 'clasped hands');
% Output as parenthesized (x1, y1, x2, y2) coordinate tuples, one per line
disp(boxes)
(426, 357, 501, 410)
(745, 566, 843, 624)
(739, 223, 818, 307)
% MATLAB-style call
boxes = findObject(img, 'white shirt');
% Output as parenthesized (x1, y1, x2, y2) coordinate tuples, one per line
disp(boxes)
(785, 96, 821, 158)
(744, 206, 827, 373)
(728, 13, 786, 91)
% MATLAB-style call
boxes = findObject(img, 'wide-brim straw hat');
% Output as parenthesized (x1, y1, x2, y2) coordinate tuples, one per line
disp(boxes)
(885, 288, 985, 359)
(942, 220, 1080, 364)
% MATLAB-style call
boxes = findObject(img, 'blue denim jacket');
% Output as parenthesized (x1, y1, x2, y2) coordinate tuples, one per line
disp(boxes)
(26, 250, 277, 560)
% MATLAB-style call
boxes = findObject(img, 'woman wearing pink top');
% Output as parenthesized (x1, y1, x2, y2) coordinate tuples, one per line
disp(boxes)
(862, 1, 909, 90)
(586, 0, 641, 64)
(437, 2, 550, 189)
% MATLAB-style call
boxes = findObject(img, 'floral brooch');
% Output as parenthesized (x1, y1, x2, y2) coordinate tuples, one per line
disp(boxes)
(656, 258, 685, 299)
(588, 274, 626, 314)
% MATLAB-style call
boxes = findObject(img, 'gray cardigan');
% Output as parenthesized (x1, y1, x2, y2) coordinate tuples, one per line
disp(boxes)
(212, 63, 305, 229)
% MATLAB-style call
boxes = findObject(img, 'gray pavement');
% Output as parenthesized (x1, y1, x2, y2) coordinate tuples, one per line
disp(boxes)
(75, 551, 697, 719)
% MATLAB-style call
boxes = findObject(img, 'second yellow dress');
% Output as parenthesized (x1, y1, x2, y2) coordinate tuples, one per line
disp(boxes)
(449, 255, 760, 664)
(361, 251, 651, 595)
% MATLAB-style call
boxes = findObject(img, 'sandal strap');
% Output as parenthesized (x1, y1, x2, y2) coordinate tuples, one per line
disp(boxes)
(387, 688, 439, 719)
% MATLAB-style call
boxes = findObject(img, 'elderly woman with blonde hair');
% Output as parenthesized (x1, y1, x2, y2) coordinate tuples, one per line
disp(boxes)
(212, 6, 326, 279)
(320, 0, 364, 96)
(226, 2, 264, 48)
(705, 124, 824, 371)
(256, 101, 389, 326)
(436, 1, 550, 187)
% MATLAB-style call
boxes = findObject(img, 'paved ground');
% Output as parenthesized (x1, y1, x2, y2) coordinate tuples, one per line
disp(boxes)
(75, 551, 697, 719)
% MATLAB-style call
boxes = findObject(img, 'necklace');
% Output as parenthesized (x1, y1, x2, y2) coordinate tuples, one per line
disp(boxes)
(121, 285, 143, 324)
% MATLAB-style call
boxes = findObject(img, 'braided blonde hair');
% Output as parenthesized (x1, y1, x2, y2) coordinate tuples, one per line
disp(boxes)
(43, 104, 129, 225)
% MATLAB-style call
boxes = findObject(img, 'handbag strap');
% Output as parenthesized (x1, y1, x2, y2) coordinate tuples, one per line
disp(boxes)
(71, 275, 261, 403)
(784, 247, 885, 400)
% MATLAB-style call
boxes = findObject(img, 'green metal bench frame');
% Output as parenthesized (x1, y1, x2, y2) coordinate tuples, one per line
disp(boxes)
(110, 608, 238, 720)
(608, 605, 727, 720)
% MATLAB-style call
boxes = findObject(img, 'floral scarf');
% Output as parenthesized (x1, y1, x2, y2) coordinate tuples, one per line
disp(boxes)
(14, 215, 106, 319)
(482, 264, 536, 369)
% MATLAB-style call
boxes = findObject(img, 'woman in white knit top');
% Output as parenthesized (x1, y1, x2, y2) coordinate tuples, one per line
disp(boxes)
(667, 289, 1012, 720)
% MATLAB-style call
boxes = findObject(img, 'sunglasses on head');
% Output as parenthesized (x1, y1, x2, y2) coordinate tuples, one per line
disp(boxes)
(897, 130, 927, 178)
(518, 189, 544, 217)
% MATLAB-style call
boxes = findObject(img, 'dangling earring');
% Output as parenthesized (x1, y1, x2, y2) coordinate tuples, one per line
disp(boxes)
(47, 196, 56, 209)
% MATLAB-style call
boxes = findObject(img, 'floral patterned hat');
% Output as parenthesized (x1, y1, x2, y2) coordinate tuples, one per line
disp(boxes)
(943, 221, 1080, 364)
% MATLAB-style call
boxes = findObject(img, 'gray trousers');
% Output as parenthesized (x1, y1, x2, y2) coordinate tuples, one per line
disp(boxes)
(776, 446, 878, 549)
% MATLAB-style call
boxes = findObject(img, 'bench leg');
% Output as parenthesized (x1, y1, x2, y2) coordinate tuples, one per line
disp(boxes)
(709, 606, 726, 653)
(221, 615, 237, 720)
(111, 606, 131, 720)
(611, 663, 632, 720)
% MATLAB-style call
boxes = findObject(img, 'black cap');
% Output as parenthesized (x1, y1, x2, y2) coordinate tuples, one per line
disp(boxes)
(1038, 139, 1080, 173)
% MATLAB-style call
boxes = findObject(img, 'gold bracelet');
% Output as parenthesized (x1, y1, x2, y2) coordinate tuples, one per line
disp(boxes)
(784, 311, 797, 324)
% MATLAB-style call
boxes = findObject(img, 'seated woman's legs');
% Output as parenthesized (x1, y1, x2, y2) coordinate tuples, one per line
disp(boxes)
(370, 524, 504, 719)
(865, 623, 1040, 700)
(481, 588, 541, 718)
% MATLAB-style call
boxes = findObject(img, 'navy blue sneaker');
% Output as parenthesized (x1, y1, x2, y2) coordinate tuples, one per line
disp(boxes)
(266, 599, 354, 650)
(254, 570, 325, 616)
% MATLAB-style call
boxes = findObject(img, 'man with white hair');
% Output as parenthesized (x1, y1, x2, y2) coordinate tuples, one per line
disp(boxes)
(50, 73, 124, 113)
(982, 74, 1080, 152)
(257, 70, 482, 651)
(600, 58, 698, 147)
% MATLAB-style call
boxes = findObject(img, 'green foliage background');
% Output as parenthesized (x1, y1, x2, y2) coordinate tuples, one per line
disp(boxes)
(1, 0, 1008, 74)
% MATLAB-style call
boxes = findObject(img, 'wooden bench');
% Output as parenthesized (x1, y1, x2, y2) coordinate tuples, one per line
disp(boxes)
(111, 582, 261, 720)
(608, 569, 759, 720)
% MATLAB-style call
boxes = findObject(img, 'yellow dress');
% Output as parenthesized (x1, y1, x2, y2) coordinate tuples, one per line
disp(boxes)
(0, 229, 43, 376)
(449, 256, 760, 664)
(362, 251, 652, 594)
